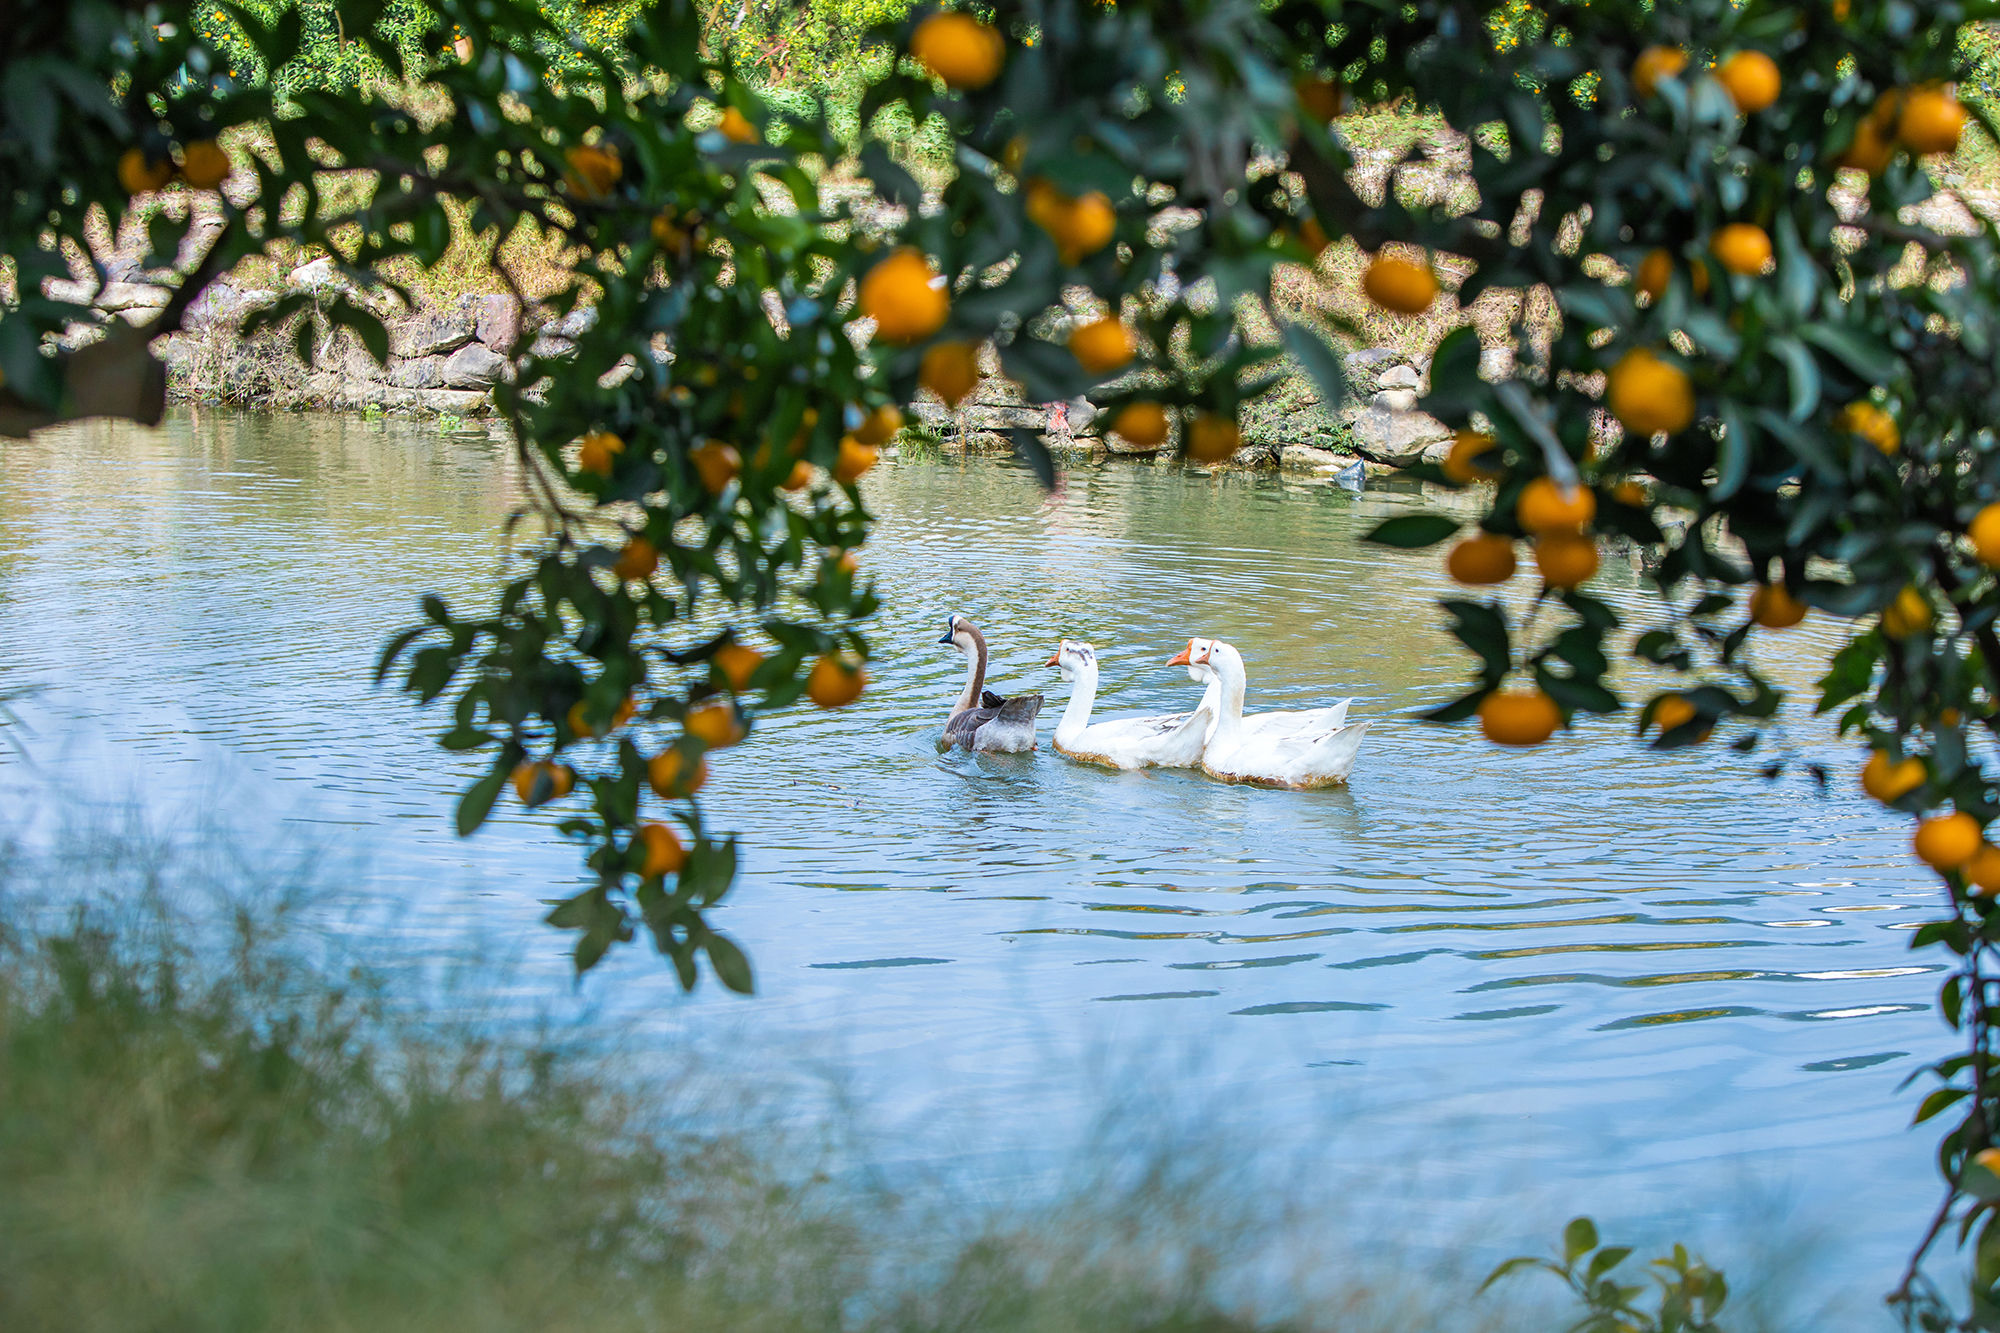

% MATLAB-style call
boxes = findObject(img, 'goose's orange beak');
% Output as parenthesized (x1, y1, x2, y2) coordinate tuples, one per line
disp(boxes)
(1166, 640, 1193, 667)
(1046, 650, 1061, 666)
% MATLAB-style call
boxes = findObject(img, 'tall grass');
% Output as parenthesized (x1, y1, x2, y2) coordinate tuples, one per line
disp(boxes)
(0, 833, 1553, 1333)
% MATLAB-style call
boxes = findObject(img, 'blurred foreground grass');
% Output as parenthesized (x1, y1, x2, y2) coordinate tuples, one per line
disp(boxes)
(0, 837, 1521, 1333)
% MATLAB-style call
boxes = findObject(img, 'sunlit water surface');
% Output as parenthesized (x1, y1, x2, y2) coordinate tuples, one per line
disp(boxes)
(0, 412, 1948, 1323)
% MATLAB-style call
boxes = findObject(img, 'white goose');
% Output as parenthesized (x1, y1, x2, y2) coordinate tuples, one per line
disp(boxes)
(1047, 640, 1213, 770)
(1168, 637, 1369, 788)
(1169, 637, 1352, 743)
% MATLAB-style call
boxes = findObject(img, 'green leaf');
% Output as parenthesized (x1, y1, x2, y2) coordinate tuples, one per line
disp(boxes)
(1799, 323, 1901, 384)
(1563, 1216, 1599, 1263)
(1363, 514, 1460, 549)
(1280, 320, 1347, 408)
(456, 765, 507, 837)
(1914, 1085, 1971, 1125)
(1584, 1246, 1632, 1283)
(704, 933, 755, 994)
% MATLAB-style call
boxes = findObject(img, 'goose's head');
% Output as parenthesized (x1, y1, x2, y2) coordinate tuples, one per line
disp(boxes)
(1046, 639, 1097, 681)
(936, 614, 977, 655)
(1167, 637, 1217, 681)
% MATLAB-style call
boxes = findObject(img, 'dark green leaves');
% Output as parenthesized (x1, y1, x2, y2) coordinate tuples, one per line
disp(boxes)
(1362, 514, 1459, 548)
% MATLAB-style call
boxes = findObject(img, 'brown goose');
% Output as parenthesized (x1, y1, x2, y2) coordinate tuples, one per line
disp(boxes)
(937, 614, 1042, 752)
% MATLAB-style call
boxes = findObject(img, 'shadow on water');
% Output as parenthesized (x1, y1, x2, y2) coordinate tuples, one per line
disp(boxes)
(0, 410, 1949, 1328)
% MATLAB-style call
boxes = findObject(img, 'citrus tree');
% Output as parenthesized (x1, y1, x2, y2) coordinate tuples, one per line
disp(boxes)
(10, 0, 2000, 1316)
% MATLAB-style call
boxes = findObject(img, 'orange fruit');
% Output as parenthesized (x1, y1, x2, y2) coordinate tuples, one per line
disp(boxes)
(568, 696, 636, 739)
(1026, 183, 1117, 262)
(562, 143, 622, 200)
(117, 146, 174, 194)
(834, 438, 879, 484)
(717, 106, 759, 144)
(647, 749, 709, 799)
(577, 430, 624, 475)
(1297, 216, 1331, 255)
(1185, 413, 1242, 463)
(1534, 531, 1600, 588)
(1899, 87, 1966, 155)
(689, 440, 741, 495)
(1612, 479, 1648, 507)
(1837, 116, 1896, 174)
(1446, 533, 1516, 586)
(684, 699, 745, 748)
(909, 12, 1005, 90)
(1861, 751, 1926, 803)
(1441, 430, 1500, 484)
(1749, 583, 1808, 629)
(1915, 811, 1983, 871)
(1715, 50, 1780, 113)
(1711, 223, 1772, 276)
(1882, 585, 1934, 639)
(1606, 348, 1695, 436)
(1635, 248, 1673, 302)
(651, 207, 691, 249)
(1069, 318, 1134, 375)
(1362, 255, 1438, 314)
(1295, 74, 1345, 122)
(637, 823, 686, 878)
(858, 248, 949, 343)
(712, 642, 764, 692)
(1109, 402, 1170, 449)
(781, 459, 814, 491)
(179, 140, 232, 189)
(852, 404, 903, 445)
(1516, 477, 1597, 534)
(806, 655, 866, 708)
(921, 340, 981, 407)
(1969, 844, 2000, 897)
(1478, 690, 1562, 747)
(1969, 504, 2000, 568)
(1633, 45, 1688, 99)
(511, 760, 576, 806)
(1838, 400, 1898, 454)
(1652, 693, 1701, 735)
(613, 535, 659, 582)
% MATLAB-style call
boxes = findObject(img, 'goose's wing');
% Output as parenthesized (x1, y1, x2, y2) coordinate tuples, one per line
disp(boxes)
(980, 689, 1007, 710)
(944, 706, 1001, 746)
(995, 692, 1043, 724)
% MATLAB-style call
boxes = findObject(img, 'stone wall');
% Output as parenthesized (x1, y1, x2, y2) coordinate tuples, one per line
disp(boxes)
(62, 263, 1472, 474)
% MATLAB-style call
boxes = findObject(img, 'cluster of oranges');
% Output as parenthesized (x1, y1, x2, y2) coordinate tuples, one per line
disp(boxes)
(118, 140, 233, 195)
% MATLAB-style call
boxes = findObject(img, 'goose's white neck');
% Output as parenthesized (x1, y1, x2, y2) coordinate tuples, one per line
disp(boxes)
(953, 628, 988, 714)
(1055, 659, 1098, 744)
(1205, 644, 1248, 742)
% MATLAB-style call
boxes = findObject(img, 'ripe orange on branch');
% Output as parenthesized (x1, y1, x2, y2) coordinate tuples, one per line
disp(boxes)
(806, 656, 866, 708)
(613, 536, 659, 582)
(1916, 812, 1983, 872)
(1534, 531, 1599, 588)
(712, 643, 764, 692)
(647, 749, 708, 800)
(1968, 504, 2000, 568)
(637, 823, 686, 879)
(1606, 349, 1695, 437)
(689, 441, 741, 495)
(1362, 255, 1438, 314)
(1516, 477, 1596, 535)
(921, 341, 980, 407)
(512, 761, 576, 806)
(1185, 413, 1242, 463)
(1881, 585, 1934, 639)
(1110, 402, 1170, 450)
(1715, 51, 1780, 113)
(909, 12, 1005, 90)
(1749, 584, 1808, 629)
(852, 404, 903, 446)
(1838, 400, 1899, 454)
(1069, 318, 1135, 375)
(577, 431, 624, 476)
(179, 140, 233, 189)
(1632, 46, 1688, 99)
(1711, 224, 1772, 276)
(1442, 431, 1500, 485)
(1478, 690, 1562, 747)
(1898, 86, 1966, 155)
(858, 248, 948, 343)
(1447, 533, 1515, 586)
(1862, 751, 1926, 804)
(118, 146, 174, 194)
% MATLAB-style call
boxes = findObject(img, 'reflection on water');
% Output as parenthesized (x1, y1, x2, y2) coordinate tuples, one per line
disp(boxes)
(0, 410, 1948, 1323)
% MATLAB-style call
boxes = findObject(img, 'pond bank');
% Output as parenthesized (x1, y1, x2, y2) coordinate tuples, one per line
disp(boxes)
(86, 263, 1469, 474)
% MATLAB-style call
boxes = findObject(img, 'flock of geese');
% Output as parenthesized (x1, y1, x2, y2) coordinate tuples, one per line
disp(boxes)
(935, 614, 1369, 789)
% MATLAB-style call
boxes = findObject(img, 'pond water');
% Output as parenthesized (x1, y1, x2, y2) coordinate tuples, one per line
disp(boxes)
(0, 410, 1947, 1323)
